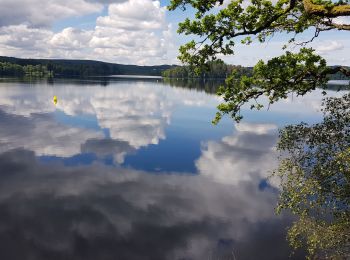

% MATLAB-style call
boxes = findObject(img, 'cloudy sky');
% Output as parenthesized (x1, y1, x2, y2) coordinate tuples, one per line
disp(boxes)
(0, 0, 348, 65)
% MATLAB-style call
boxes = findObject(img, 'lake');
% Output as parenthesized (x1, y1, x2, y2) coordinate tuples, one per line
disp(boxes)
(0, 77, 347, 260)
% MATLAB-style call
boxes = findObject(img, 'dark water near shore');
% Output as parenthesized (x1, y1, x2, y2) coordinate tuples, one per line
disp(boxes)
(0, 77, 347, 260)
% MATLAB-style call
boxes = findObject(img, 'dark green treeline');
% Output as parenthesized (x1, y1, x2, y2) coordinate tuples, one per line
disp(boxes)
(0, 56, 172, 77)
(162, 60, 252, 79)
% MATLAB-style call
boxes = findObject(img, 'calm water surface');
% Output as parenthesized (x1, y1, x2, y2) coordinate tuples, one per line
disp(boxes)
(0, 78, 346, 260)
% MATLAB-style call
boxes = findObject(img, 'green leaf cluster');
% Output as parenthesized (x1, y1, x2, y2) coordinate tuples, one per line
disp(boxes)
(169, 0, 350, 122)
(213, 48, 330, 123)
(274, 94, 350, 259)
(162, 59, 251, 79)
(0, 62, 52, 77)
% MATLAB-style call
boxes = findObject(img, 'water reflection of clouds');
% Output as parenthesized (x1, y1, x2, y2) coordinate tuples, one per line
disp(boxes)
(0, 81, 338, 172)
(0, 110, 103, 157)
(196, 122, 279, 186)
(81, 138, 135, 164)
(251, 89, 348, 115)
(90, 87, 170, 148)
(0, 148, 301, 260)
(0, 82, 218, 160)
(0, 79, 306, 258)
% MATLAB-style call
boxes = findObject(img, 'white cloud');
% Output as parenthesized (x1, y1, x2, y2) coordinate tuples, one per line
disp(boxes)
(0, 24, 52, 55)
(50, 28, 93, 50)
(97, 0, 165, 31)
(0, 0, 105, 28)
(90, 0, 172, 64)
(0, 0, 349, 66)
(0, 0, 175, 65)
(315, 40, 344, 54)
(0, 25, 95, 60)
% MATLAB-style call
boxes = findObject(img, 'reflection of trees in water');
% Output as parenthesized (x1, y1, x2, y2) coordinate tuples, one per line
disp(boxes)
(275, 94, 350, 259)
(1, 76, 346, 95)
(162, 78, 223, 94)
(325, 83, 350, 91)
(163, 78, 349, 96)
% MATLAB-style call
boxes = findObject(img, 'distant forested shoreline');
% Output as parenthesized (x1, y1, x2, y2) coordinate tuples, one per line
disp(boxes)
(162, 60, 350, 81)
(0, 56, 173, 77)
(0, 56, 349, 80)
(162, 60, 252, 79)
(0, 62, 53, 77)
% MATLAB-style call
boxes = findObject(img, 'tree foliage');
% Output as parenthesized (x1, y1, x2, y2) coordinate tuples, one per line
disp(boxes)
(0, 62, 25, 76)
(162, 59, 251, 79)
(169, 0, 350, 122)
(0, 62, 52, 77)
(274, 94, 350, 259)
(0, 56, 172, 77)
(169, 1, 350, 257)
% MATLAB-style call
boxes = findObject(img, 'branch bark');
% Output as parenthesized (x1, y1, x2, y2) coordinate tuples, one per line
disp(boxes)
(303, 0, 350, 17)
(323, 21, 350, 30)
(324, 66, 350, 77)
(229, 0, 296, 37)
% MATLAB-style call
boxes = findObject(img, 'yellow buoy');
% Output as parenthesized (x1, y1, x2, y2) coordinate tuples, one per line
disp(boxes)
(53, 95, 58, 105)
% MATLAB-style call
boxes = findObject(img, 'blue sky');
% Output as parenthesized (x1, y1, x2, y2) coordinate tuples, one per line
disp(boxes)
(0, 0, 348, 66)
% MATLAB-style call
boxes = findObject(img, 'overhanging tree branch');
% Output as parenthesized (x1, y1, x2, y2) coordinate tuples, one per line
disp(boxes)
(303, 0, 350, 17)
(228, 0, 297, 37)
(324, 66, 350, 77)
(170, 0, 350, 123)
(322, 20, 350, 30)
